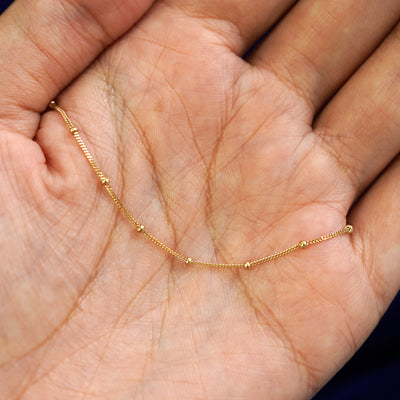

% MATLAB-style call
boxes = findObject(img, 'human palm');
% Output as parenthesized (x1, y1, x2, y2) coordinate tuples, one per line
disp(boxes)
(1, 1, 399, 399)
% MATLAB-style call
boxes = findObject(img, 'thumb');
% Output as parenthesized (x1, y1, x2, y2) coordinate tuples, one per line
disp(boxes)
(0, 0, 155, 135)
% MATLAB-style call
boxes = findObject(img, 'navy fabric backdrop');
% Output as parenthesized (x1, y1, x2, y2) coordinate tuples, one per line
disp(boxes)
(0, 0, 399, 398)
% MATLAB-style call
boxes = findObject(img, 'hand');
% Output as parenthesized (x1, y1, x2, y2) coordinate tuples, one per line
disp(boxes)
(1, 0, 399, 398)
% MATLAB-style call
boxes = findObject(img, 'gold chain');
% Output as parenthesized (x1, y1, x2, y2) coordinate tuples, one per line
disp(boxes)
(49, 101, 353, 269)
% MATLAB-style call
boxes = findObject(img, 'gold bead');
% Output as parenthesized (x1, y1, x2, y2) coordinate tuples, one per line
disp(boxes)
(47, 102, 359, 270)
(345, 225, 353, 233)
(137, 225, 145, 232)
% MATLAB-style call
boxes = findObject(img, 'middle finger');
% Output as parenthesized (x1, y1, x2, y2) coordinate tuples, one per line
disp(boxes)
(248, 0, 400, 112)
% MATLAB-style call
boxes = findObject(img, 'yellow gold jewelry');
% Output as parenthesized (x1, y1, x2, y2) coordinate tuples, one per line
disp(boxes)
(49, 101, 353, 269)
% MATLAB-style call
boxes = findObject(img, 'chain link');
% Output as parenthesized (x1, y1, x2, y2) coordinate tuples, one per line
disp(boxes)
(49, 101, 353, 269)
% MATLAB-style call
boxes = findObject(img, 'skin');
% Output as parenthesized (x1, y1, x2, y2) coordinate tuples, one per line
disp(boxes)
(0, 0, 399, 398)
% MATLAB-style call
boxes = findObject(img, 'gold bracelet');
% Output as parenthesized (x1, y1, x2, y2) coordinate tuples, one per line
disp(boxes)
(49, 101, 353, 269)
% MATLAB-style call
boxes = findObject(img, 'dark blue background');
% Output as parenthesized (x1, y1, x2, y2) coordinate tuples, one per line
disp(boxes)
(1, 0, 399, 398)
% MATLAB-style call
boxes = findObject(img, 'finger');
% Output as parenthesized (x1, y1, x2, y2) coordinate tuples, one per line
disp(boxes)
(0, 0, 155, 132)
(349, 155, 400, 311)
(164, 0, 296, 55)
(313, 22, 400, 198)
(248, 0, 400, 112)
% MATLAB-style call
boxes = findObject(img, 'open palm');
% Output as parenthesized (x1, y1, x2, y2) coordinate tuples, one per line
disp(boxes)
(1, 1, 399, 399)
